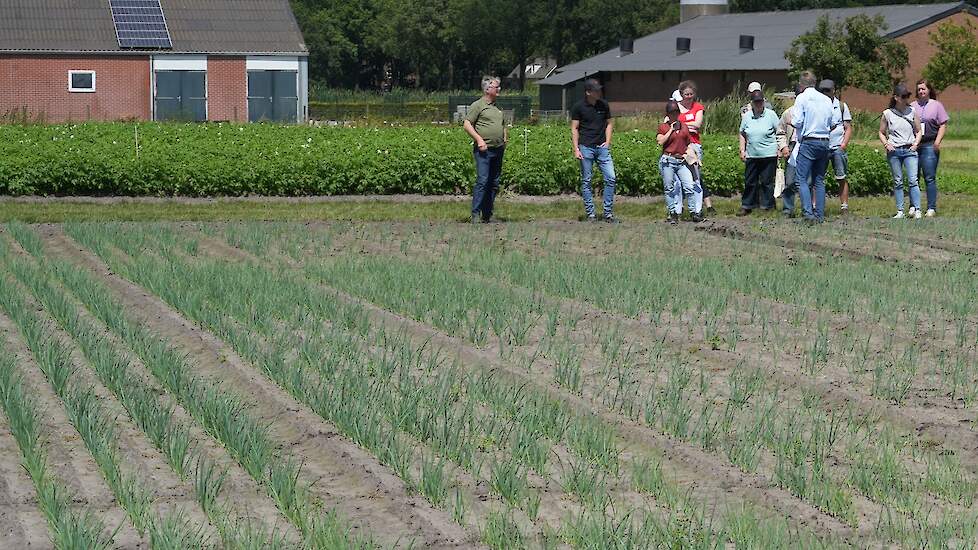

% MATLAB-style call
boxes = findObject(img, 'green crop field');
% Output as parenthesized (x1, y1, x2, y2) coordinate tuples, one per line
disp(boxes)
(2, 216, 977, 548)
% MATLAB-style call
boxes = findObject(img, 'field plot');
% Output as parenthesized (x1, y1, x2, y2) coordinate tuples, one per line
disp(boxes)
(1, 216, 977, 548)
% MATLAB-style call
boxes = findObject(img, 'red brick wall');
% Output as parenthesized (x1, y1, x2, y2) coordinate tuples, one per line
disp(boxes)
(843, 12, 978, 112)
(206, 56, 247, 122)
(0, 55, 150, 122)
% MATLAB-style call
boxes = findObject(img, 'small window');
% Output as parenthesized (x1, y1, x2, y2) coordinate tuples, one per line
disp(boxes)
(68, 71, 96, 92)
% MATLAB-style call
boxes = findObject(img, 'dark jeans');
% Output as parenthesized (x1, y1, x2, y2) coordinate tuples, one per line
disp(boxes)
(795, 138, 830, 221)
(743, 157, 777, 210)
(472, 145, 505, 219)
(918, 142, 940, 211)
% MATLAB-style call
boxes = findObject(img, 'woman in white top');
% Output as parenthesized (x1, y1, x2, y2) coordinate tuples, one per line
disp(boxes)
(879, 83, 922, 219)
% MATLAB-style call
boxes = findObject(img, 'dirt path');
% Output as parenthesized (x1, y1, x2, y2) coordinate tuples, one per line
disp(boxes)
(41, 226, 476, 549)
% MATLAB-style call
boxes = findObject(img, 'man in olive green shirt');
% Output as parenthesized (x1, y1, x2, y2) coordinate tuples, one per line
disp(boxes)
(463, 76, 507, 223)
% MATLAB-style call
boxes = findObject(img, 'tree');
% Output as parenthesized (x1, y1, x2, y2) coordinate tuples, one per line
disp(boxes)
(922, 20, 978, 92)
(785, 14, 908, 93)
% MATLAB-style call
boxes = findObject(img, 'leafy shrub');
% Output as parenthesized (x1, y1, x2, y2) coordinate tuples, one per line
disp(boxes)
(0, 122, 897, 197)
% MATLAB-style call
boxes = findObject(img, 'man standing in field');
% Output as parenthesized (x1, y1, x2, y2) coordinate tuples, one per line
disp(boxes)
(571, 78, 618, 223)
(790, 71, 839, 224)
(463, 76, 507, 223)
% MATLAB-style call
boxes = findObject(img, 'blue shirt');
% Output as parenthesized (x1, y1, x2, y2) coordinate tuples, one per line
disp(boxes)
(739, 108, 779, 158)
(829, 98, 851, 149)
(791, 87, 839, 139)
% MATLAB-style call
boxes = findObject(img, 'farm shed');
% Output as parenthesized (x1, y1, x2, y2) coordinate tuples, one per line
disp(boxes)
(0, 0, 309, 123)
(539, 1, 978, 113)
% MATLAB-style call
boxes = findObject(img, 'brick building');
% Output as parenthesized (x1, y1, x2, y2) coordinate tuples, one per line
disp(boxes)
(539, 2, 978, 113)
(0, 0, 309, 123)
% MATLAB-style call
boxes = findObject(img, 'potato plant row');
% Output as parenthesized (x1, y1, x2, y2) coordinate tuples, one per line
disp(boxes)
(0, 123, 893, 197)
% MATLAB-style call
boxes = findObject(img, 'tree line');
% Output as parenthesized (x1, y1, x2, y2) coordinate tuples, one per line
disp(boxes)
(291, 0, 677, 90)
(291, 0, 978, 92)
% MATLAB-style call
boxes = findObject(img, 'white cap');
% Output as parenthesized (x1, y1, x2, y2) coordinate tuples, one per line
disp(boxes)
(671, 89, 683, 101)
(747, 81, 762, 92)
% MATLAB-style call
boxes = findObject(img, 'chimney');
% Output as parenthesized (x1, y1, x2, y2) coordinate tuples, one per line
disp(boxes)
(619, 38, 634, 56)
(680, 0, 728, 23)
(676, 37, 691, 55)
(739, 34, 754, 53)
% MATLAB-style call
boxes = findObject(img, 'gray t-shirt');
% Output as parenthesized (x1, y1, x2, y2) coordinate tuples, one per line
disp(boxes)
(883, 107, 917, 147)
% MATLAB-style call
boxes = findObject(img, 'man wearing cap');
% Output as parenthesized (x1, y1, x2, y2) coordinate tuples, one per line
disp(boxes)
(818, 79, 853, 213)
(738, 89, 780, 215)
(463, 76, 507, 224)
(741, 82, 773, 116)
(571, 78, 618, 222)
(790, 71, 840, 223)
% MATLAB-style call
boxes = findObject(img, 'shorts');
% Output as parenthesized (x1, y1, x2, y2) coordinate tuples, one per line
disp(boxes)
(830, 148, 848, 180)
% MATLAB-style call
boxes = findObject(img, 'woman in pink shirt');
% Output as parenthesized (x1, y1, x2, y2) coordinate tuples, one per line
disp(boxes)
(912, 79, 949, 217)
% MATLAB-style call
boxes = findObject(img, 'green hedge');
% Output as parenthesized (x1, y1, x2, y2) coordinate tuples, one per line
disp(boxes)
(0, 122, 896, 197)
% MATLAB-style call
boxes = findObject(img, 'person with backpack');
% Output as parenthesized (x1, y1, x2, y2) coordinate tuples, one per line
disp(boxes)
(879, 83, 923, 219)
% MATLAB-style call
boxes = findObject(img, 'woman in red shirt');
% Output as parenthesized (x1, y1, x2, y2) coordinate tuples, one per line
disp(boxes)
(657, 100, 703, 224)
(677, 81, 712, 215)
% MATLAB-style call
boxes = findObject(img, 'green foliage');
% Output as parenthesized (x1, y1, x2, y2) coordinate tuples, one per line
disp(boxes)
(785, 14, 908, 94)
(291, 0, 677, 89)
(922, 20, 978, 92)
(0, 122, 894, 198)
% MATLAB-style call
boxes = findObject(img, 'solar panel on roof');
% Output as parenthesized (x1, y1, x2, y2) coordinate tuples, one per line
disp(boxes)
(109, 0, 173, 49)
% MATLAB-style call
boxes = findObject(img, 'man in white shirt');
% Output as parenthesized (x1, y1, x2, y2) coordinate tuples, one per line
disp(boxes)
(790, 71, 840, 223)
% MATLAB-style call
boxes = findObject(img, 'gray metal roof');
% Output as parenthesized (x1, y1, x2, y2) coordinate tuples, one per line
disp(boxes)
(540, 2, 973, 86)
(0, 0, 307, 54)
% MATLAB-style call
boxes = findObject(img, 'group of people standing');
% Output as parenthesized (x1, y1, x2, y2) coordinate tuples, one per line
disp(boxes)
(462, 73, 949, 224)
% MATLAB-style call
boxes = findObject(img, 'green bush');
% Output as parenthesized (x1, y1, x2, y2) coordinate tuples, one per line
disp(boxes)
(0, 122, 899, 197)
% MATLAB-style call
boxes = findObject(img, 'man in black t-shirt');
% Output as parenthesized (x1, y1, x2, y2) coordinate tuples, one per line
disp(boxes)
(571, 79, 618, 222)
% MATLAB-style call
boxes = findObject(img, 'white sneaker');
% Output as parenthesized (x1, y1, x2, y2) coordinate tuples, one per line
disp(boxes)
(925, 209, 936, 218)
(892, 211, 905, 219)
(913, 209, 922, 219)
(908, 206, 917, 216)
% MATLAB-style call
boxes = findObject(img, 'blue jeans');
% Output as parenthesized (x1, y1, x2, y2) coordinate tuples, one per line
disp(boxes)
(660, 155, 701, 214)
(579, 145, 616, 218)
(888, 148, 920, 212)
(918, 143, 939, 211)
(794, 139, 830, 221)
(472, 145, 505, 219)
(689, 143, 709, 199)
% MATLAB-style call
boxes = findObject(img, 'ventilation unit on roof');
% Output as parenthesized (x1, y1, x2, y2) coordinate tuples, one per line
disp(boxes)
(109, 0, 173, 49)
(739, 35, 755, 53)
(619, 38, 634, 56)
(676, 37, 691, 55)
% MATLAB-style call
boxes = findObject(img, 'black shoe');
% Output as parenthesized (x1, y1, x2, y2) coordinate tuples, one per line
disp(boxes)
(668, 212, 680, 225)
(706, 206, 716, 216)
(604, 215, 621, 224)
(781, 211, 795, 219)
(691, 212, 704, 223)
(737, 208, 751, 217)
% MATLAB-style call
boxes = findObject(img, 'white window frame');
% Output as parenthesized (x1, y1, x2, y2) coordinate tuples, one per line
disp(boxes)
(68, 70, 96, 93)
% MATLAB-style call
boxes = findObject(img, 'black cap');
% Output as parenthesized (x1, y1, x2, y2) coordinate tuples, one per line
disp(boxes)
(749, 89, 765, 102)
(584, 78, 603, 92)
(817, 79, 835, 92)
